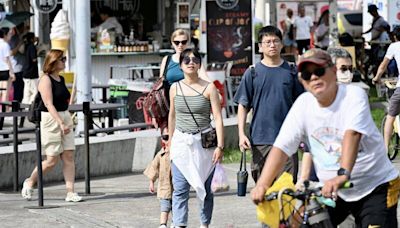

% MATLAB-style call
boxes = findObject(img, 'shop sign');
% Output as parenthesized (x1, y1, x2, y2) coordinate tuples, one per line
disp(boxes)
(34, 0, 58, 14)
(206, 0, 252, 76)
(216, 0, 239, 10)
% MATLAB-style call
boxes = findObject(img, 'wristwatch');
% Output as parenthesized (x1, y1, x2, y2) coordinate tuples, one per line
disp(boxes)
(337, 168, 351, 180)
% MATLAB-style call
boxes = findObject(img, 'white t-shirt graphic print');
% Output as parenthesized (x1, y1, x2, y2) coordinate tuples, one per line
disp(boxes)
(274, 84, 398, 201)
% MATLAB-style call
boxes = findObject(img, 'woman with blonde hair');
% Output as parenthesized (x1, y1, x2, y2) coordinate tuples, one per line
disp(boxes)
(154, 29, 209, 129)
(21, 49, 82, 202)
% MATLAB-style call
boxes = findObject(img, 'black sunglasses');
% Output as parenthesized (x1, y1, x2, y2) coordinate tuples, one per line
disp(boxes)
(59, 57, 67, 63)
(301, 66, 328, 81)
(339, 65, 353, 73)
(182, 56, 201, 65)
(161, 135, 169, 141)
(173, 40, 188, 46)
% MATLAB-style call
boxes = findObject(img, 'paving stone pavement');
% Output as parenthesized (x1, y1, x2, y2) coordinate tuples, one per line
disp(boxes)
(1, 161, 400, 228)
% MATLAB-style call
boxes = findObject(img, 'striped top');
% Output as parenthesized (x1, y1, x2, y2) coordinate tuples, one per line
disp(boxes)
(175, 83, 211, 132)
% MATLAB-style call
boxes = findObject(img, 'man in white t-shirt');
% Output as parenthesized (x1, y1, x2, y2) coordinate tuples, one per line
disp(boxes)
(251, 48, 400, 227)
(372, 26, 400, 153)
(293, 4, 313, 55)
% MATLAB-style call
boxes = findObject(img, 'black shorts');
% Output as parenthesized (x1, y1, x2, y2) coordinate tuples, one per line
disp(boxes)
(0, 70, 9, 81)
(329, 177, 400, 227)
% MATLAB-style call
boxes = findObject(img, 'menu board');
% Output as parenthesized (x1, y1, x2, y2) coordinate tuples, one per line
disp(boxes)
(206, 0, 253, 76)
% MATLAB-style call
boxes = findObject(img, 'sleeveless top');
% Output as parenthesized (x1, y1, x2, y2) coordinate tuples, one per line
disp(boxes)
(165, 58, 184, 85)
(38, 75, 70, 112)
(174, 82, 211, 132)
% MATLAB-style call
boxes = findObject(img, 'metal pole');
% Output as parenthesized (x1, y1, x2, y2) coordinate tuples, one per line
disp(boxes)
(35, 110, 44, 207)
(83, 101, 90, 194)
(75, 0, 92, 136)
(329, 0, 339, 47)
(12, 101, 19, 191)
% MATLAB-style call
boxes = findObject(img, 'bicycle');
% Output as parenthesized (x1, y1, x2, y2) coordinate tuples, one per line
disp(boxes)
(260, 180, 353, 228)
(380, 78, 400, 160)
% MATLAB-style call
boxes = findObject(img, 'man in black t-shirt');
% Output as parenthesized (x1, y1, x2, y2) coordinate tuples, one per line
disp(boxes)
(21, 32, 39, 104)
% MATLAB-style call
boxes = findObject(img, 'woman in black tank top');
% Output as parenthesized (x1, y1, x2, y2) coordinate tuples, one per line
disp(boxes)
(21, 50, 82, 202)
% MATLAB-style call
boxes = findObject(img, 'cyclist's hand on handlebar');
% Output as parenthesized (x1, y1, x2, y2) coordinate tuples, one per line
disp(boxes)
(251, 185, 267, 205)
(239, 134, 251, 151)
(321, 175, 348, 200)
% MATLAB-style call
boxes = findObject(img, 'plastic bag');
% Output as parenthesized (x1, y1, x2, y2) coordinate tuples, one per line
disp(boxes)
(211, 163, 230, 193)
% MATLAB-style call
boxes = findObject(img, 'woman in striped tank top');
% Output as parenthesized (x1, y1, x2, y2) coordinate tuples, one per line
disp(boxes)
(168, 48, 224, 228)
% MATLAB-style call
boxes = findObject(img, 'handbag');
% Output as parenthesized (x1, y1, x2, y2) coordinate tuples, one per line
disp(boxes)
(27, 93, 43, 123)
(178, 82, 217, 148)
(143, 55, 171, 129)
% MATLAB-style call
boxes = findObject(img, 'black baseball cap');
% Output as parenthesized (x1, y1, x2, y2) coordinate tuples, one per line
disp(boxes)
(368, 4, 378, 13)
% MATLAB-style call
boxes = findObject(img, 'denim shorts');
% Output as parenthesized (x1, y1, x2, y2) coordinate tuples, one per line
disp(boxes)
(160, 198, 172, 212)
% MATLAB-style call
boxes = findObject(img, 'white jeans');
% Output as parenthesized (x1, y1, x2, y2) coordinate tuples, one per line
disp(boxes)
(22, 78, 38, 104)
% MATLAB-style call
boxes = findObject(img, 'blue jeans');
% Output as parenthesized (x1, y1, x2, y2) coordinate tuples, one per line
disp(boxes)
(171, 162, 215, 226)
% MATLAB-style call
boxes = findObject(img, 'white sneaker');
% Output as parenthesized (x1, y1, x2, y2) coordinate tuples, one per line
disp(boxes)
(159, 225, 167, 228)
(21, 179, 33, 200)
(65, 192, 83, 202)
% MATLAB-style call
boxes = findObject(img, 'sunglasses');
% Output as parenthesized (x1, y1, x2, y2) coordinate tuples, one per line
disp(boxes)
(301, 66, 328, 81)
(182, 56, 201, 65)
(161, 135, 169, 141)
(173, 40, 188, 46)
(339, 65, 353, 73)
(59, 57, 67, 63)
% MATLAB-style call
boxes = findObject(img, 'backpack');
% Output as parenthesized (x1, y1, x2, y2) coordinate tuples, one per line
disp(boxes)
(27, 93, 43, 123)
(143, 55, 171, 129)
(287, 24, 294, 40)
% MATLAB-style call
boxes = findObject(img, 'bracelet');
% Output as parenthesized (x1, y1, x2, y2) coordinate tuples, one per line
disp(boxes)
(217, 146, 224, 150)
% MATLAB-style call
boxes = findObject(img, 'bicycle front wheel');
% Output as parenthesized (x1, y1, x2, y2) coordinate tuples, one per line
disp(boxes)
(381, 115, 400, 160)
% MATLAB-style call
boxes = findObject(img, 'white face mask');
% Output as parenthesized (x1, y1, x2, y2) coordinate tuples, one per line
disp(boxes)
(337, 70, 353, 84)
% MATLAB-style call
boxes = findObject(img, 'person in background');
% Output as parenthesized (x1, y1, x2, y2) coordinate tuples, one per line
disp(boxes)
(251, 48, 400, 227)
(281, 8, 296, 54)
(315, 10, 329, 50)
(372, 26, 400, 153)
(91, 6, 123, 35)
(363, 4, 390, 75)
(21, 50, 82, 203)
(143, 127, 173, 228)
(293, 4, 313, 55)
(21, 32, 39, 105)
(234, 26, 304, 183)
(328, 47, 353, 84)
(168, 48, 224, 228)
(154, 29, 209, 129)
(8, 25, 25, 103)
(0, 28, 15, 103)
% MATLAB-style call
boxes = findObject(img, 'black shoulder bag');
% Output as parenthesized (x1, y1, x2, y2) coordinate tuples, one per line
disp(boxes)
(178, 82, 217, 148)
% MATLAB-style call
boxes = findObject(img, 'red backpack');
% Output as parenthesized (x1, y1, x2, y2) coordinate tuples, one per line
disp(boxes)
(143, 55, 171, 129)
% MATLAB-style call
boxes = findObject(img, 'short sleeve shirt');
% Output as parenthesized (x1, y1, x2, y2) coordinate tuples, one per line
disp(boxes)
(274, 84, 399, 201)
(233, 61, 304, 145)
(384, 41, 400, 87)
(0, 39, 10, 71)
(294, 16, 313, 40)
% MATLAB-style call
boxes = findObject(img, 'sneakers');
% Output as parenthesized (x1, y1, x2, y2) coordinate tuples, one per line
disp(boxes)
(159, 225, 167, 228)
(65, 192, 83, 202)
(21, 179, 33, 200)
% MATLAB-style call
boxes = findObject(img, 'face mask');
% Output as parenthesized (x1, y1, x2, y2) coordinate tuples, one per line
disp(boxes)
(337, 70, 353, 84)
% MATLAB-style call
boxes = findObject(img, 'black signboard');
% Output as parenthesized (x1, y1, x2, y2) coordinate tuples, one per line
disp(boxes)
(206, 0, 252, 76)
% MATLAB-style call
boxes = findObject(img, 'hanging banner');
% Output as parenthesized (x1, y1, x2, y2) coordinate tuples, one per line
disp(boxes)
(206, 0, 252, 76)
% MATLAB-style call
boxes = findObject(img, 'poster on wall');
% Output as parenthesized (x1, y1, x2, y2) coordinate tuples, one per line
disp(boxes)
(177, 2, 190, 29)
(206, 0, 252, 77)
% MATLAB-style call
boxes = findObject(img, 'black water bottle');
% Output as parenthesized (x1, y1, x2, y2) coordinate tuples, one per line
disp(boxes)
(237, 150, 248, 196)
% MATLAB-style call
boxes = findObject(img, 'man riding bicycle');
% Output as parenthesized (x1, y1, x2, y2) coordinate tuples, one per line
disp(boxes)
(372, 26, 400, 153)
(251, 49, 400, 227)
